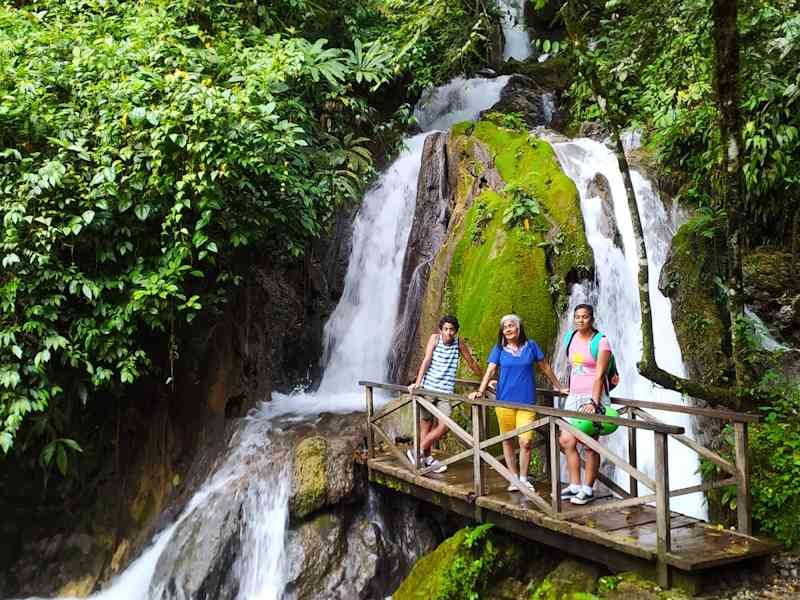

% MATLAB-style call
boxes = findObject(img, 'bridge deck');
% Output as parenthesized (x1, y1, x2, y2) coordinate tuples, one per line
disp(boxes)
(369, 451, 778, 574)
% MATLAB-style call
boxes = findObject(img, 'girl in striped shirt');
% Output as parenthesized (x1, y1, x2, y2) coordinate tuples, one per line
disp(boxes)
(408, 315, 482, 473)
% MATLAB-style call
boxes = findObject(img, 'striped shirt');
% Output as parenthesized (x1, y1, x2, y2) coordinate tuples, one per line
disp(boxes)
(422, 335, 460, 393)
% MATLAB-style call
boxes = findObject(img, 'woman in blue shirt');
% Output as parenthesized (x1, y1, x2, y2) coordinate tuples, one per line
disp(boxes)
(470, 314, 566, 491)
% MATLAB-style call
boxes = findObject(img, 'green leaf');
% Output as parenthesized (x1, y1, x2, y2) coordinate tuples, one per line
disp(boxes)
(134, 205, 151, 221)
(82, 210, 95, 224)
(56, 445, 67, 476)
(2, 254, 20, 268)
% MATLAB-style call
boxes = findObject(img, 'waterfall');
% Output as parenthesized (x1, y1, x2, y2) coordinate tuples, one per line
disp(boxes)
(497, 0, 532, 62)
(552, 139, 706, 520)
(34, 74, 512, 600)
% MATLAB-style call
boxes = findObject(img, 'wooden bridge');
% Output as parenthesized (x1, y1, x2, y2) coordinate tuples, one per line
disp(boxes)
(359, 380, 779, 590)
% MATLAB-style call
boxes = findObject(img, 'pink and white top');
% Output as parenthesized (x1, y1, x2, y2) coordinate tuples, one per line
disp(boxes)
(568, 334, 612, 396)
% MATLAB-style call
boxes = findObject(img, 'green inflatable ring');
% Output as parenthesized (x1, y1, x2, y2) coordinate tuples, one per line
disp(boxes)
(569, 406, 619, 437)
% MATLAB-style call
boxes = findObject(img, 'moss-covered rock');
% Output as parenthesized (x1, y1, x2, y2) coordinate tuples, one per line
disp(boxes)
(530, 558, 601, 600)
(660, 223, 732, 388)
(598, 572, 691, 600)
(290, 436, 328, 520)
(443, 119, 590, 364)
(393, 524, 547, 600)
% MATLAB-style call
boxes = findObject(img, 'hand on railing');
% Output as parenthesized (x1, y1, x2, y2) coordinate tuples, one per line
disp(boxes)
(408, 382, 421, 393)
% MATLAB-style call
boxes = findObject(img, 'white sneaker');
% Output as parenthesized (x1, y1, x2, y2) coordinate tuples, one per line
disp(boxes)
(519, 476, 534, 490)
(507, 477, 519, 492)
(561, 484, 581, 500)
(425, 456, 447, 474)
(570, 488, 595, 505)
(406, 449, 417, 466)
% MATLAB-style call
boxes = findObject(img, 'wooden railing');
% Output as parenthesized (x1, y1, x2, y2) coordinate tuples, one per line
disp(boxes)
(359, 380, 758, 587)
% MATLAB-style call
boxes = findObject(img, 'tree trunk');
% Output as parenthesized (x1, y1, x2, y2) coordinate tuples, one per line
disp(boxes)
(563, 1, 742, 409)
(712, 0, 746, 388)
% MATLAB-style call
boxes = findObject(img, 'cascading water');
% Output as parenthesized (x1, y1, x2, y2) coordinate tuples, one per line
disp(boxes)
(551, 138, 707, 520)
(497, 0, 532, 62)
(36, 74, 512, 600)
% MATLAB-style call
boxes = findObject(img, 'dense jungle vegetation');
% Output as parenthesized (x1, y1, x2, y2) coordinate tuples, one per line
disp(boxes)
(559, 0, 800, 545)
(2, 0, 799, 550)
(0, 0, 497, 464)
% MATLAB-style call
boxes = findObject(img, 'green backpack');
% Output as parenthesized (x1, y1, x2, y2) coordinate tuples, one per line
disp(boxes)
(563, 330, 619, 393)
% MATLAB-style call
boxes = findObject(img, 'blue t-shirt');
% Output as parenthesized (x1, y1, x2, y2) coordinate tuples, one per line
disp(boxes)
(488, 340, 545, 406)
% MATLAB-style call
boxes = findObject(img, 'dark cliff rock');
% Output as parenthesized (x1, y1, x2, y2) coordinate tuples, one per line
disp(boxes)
(587, 172, 623, 252)
(488, 73, 566, 130)
(388, 132, 454, 383)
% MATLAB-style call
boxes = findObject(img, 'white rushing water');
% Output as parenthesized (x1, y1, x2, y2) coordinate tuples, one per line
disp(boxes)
(40, 74, 511, 600)
(497, 0, 532, 61)
(552, 139, 706, 519)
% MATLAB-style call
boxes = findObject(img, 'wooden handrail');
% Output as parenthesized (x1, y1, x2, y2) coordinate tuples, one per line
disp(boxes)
(358, 380, 684, 434)
(457, 379, 760, 423)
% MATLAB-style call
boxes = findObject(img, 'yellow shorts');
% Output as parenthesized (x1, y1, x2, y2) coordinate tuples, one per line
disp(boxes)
(495, 407, 536, 442)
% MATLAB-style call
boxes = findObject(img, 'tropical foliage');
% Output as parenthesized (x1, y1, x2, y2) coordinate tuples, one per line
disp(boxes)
(0, 0, 495, 455)
(565, 0, 800, 243)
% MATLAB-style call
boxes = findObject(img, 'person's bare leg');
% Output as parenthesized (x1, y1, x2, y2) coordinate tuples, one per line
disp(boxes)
(502, 440, 518, 477)
(419, 419, 432, 456)
(583, 446, 600, 486)
(559, 431, 581, 484)
(421, 421, 448, 454)
(519, 438, 532, 479)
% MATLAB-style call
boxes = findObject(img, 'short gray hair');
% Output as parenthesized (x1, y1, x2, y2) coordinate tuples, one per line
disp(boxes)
(499, 314, 522, 328)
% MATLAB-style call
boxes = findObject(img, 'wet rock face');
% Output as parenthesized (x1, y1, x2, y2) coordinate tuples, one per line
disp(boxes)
(488, 74, 566, 130)
(285, 491, 440, 600)
(146, 413, 437, 600)
(587, 173, 623, 252)
(743, 248, 800, 349)
(388, 132, 453, 383)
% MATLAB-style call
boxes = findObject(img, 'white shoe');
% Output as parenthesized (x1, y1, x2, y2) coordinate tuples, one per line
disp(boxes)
(570, 488, 595, 505)
(406, 449, 417, 466)
(519, 476, 534, 490)
(507, 477, 519, 492)
(425, 456, 447, 474)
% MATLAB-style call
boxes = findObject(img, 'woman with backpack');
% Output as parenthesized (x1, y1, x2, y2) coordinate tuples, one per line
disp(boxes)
(559, 304, 616, 505)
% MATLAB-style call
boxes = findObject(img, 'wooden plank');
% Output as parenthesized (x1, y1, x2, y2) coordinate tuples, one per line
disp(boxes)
(368, 454, 475, 503)
(570, 505, 697, 532)
(654, 431, 671, 588)
(479, 450, 553, 514)
(472, 404, 485, 497)
(557, 418, 657, 491)
(371, 393, 411, 422)
(561, 492, 657, 520)
(416, 396, 474, 447)
(549, 417, 561, 513)
(669, 477, 737, 498)
(634, 408, 736, 475)
(365, 386, 375, 461)
(417, 448, 473, 476)
(611, 396, 760, 423)
(479, 417, 549, 448)
(628, 411, 638, 497)
(734, 422, 752, 535)
(358, 381, 684, 434)
(412, 395, 421, 472)
(371, 423, 411, 472)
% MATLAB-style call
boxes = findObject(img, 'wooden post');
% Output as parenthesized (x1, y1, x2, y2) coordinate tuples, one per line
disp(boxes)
(365, 386, 375, 461)
(628, 413, 639, 497)
(412, 393, 421, 472)
(472, 404, 485, 497)
(734, 421, 752, 535)
(654, 431, 671, 588)
(549, 417, 561, 513)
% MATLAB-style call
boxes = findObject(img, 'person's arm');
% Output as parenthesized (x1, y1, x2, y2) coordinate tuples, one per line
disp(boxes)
(536, 360, 568, 396)
(469, 363, 498, 400)
(591, 349, 612, 406)
(409, 334, 438, 392)
(459, 341, 483, 379)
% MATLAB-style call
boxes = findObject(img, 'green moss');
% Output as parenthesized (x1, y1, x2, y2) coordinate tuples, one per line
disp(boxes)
(444, 121, 589, 362)
(598, 572, 691, 600)
(394, 525, 529, 600)
(290, 436, 327, 519)
(661, 223, 731, 386)
(530, 558, 601, 600)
